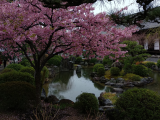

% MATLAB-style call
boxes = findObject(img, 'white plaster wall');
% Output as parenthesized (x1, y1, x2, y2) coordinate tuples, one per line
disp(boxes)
(154, 39, 159, 50)
(144, 40, 148, 50)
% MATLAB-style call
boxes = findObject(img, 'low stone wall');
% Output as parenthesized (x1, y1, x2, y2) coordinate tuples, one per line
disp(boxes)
(92, 74, 154, 88)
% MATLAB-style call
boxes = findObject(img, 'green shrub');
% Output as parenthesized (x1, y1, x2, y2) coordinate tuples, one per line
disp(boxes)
(54, 55, 62, 61)
(0, 81, 36, 111)
(110, 67, 120, 76)
(123, 57, 133, 73)
(1, 68, 16, 74)
(144, 61, 155, 68)
(0, 71, 35, 85)
(93, 64, 104, 72)
(132, 64, 149, 77)
(19, 57, 31, 67)
(47, 55, 62, 66)
(41, 66, 49, 78)
(97, 67, 105, 77)
(74, 93, 99, 114)
(89, 58, 97, 64)
(129, 74, 141, 81)
(6, 64, 24, 71)
(20, 67, 35, 77)
(75, 57, 82, 64)
(157, 59, 160, 68)
(115, 88, 160, 120)
(102, 56, 113, 66)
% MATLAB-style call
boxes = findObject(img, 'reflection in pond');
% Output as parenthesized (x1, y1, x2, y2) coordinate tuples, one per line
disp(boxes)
(76, 72, 81, 78)
(94, 82, 105, 90)
(143, 71, 160, 95)
(43, 68, 111, 102)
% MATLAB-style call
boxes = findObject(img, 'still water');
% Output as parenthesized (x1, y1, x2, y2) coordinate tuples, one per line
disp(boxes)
(43, 68, 112, 102)
(43, 68, 160, 102)
(143, 71, 160, 95)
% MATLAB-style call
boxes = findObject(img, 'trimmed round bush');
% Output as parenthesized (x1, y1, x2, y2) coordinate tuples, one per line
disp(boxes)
(157, 59, 160, 68)
(74, 93, 99, 114)
(0, 81, 36, 111)
(145, 61, 155, 68)
(1, 68, 16, 74)
(132, 65, 149, 77)
(89, 58, 98, 64)
(75, 57, 82, 64)
(110, 67, 120, 76)
(93, 64, 104, 72)
(54, 55, 62, 61)
(20, 67, 35, 77)
(97, 67, 105, 77)
(0, 71, 35, 85)
(19, 57, 31, 67)
(6, 64, 24, 71)
(47, 55, 62, 66)
(115, 88, 160, 120)
(129, 74, 141, 81)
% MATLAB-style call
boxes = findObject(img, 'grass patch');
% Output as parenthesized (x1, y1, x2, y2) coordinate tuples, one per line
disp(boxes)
(142, 61, 157, 65)
(102, 92, 117, 104)
(104, 70, 142, 81)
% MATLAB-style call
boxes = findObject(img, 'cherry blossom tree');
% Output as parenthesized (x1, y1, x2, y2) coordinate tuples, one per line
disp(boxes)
(0, 0, 137, 104)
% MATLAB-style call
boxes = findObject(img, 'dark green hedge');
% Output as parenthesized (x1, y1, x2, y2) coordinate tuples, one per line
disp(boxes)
(6, 64, 24, 71)
(0, 81, 36, 111)
(0, 71, 35, 85)
(115, 88, 160, 120)
(74, 93, 99, 114)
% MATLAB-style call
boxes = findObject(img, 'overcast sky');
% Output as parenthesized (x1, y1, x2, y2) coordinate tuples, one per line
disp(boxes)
(92, 0, 160, 15)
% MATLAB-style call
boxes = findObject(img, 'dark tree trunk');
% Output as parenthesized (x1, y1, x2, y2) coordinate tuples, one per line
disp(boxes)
(34, 69, 42, 106)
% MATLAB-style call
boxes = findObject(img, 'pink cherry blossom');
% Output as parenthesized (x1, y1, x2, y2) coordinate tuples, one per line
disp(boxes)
(0, 0, 138, 104)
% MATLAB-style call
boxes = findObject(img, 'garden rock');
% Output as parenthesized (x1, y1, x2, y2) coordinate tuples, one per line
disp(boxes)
(133, 81, 144, 87)
(115, 83, 124, 88)
(105, 81, 111, 85)
(148, 77, 154, 82)
(99, 107, 104, 112)
(110, 83, 116, 86)
(116, 78, 125, 83)
(104, 65, 110, 71)
(113, 88, 124, 93)
(100, 76, 107, 83)
(132, 77, 154, 86)
(102, 105, 114, 109)
(98, 92, 113, 106)
(110, 78, 116, 83)
(124, 81, 134, 87)
(140, 78, 148, 84)
(44, 95, 59, 104)
(93, 77, 100, 81)
(111, 62, 123, 70)
(98, 92, 115, 112)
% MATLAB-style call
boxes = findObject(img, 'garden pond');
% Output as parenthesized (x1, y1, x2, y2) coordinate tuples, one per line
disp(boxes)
(43, 68, 160, 102)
